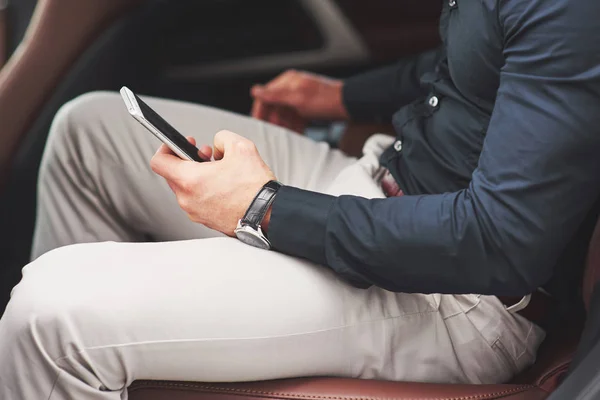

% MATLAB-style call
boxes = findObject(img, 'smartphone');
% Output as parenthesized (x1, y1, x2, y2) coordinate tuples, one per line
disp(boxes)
(120, 86, 207, 162)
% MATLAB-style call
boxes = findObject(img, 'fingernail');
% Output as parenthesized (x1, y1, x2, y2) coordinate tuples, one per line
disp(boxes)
(252, 85, 264, 96)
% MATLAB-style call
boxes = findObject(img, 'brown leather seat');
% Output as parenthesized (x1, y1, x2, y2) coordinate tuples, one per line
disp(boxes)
(126, 213, 600, 399)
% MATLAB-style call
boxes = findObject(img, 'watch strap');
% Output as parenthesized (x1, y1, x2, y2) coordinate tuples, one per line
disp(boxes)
(241, 180, 282, 229)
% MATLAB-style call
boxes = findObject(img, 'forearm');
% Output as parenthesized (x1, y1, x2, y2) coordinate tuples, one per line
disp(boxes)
(268, 187, 541, 295)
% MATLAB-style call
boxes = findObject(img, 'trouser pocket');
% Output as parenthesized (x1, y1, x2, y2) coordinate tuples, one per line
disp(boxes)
(491, 311, 545, 374)
(438, 294, 544, 384)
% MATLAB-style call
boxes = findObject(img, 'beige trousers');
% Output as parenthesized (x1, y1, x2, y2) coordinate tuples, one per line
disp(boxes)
(0, 92, 545, 400)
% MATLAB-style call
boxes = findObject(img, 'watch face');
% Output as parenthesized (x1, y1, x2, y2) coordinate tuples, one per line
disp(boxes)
(235, 226, 271, 250)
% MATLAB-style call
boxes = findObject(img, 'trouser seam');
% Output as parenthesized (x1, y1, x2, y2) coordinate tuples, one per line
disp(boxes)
(51, 310, 439, 366)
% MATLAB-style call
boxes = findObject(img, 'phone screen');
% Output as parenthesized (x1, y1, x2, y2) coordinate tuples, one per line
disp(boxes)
(134, 93, 208, 162)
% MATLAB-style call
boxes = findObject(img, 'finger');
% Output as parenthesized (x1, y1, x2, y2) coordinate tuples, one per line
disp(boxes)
(264, 70, 296, 91)
(280, 107, 306, 134)
(199, 145, 213, 160)
(251, 98, 269, 120)
(265, 104, 306, 133)
(184, 136, 212, 161)
(268, 108, 282, 126)
(251, 96, 260, 118)
(259, 87, 304, 109)
(258, 78, 290, 104)
(250, 84, 265, 99)
(261, 103, 278, 125)
(252, 72, 301, 107)
(150, 150, 190, 182)
(250, 70, 293, 98)
(213, 130, 251, 161)
(275, 105, 296, 125)
(286, 107, 307, 134)
(266, 105, 289, 129)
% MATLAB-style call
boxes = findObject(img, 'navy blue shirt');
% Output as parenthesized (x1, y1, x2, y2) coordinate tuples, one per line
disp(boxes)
(268, 0, 600, 301)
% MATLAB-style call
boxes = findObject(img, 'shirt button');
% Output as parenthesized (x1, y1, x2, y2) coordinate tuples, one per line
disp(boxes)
(393, 140, 403, 152)
(428, 95, 439, 108)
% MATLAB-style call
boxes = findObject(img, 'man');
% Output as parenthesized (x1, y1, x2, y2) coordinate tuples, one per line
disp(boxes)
(1, 0, 600, 398)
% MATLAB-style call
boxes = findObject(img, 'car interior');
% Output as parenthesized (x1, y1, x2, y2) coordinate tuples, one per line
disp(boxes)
(1, 1, 599, 399)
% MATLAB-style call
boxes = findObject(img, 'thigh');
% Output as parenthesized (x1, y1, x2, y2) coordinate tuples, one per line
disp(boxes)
(4, 240, 542, 400)
(45, 92, 355, 242)
(10, 239, 439, 390)
(12, 239, 531, 391)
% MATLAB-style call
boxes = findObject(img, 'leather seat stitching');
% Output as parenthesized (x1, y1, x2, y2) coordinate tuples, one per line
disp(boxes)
(129, 381, 536, 400)
(537, 361, 571, 386)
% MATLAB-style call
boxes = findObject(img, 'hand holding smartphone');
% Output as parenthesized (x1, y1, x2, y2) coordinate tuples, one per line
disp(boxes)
(120, 86, 208, 162)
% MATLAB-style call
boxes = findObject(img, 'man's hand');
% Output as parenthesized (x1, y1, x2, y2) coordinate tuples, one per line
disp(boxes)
(150, 131, 276, 236)
(251, 70, 349, 133)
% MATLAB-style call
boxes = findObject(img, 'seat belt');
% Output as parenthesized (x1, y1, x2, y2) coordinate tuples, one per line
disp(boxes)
(0, 0, 8, 68)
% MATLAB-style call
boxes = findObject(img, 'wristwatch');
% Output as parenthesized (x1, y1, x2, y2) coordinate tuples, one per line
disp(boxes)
(234, 180, 282, 250)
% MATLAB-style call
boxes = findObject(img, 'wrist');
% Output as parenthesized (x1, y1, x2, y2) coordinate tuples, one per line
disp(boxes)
(234, 180, 280, 250)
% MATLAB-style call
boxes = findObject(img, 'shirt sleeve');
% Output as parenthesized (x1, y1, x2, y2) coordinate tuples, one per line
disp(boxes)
(268, 0, 600, 296)
(342, 48, 442, 123)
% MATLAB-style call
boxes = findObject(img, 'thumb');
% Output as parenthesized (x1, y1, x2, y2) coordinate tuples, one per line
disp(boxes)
(213, 130, 251, 161)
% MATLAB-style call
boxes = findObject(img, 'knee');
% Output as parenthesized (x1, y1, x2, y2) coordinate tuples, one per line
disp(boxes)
(2, 246, 94, 355)
(39, 91, 122, 180)
(43, 91, 121, 161)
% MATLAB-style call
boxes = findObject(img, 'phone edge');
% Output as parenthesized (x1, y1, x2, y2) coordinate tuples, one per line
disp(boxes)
(120, 86, 195, 162)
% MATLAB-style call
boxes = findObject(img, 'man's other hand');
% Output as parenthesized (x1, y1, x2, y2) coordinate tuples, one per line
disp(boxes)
(250, 70, 349, 133)
(150, 131, 276, 236)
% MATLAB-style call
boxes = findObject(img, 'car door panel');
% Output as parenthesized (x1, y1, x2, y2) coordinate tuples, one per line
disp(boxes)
(157, 0, 441, 82)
